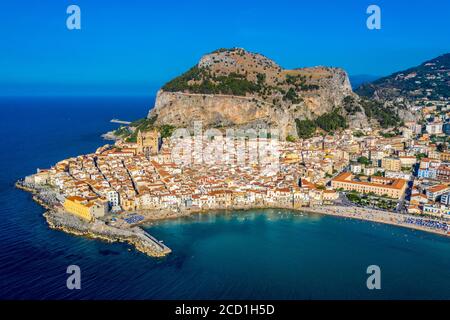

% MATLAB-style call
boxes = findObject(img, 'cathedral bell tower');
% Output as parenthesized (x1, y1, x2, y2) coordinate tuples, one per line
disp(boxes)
(137, 129, 159, 158)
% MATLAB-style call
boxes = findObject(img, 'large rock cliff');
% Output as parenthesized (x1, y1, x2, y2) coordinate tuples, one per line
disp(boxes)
(148, 48, 368, 137)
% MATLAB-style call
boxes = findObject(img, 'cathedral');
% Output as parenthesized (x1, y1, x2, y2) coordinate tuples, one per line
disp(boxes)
(136, 129, 159, 158)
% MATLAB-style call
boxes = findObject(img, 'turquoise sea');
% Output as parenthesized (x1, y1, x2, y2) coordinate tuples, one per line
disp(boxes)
(0, 97, 449, 299)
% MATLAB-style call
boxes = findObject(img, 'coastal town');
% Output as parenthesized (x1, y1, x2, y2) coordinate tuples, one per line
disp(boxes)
(17, 95, 450, 249)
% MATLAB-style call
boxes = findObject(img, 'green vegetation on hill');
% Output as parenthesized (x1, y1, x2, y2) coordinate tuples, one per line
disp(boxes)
(285, 74, 319, 91)
(295, 109, 347, 139)
(286, 135, 296, 142)
(359, 98, 402, 128)
(295, 119, 317, 139)
(123, 116, 158, 142)
(159, 125, 176, 138)
(114, 126, 131, 138)
(315, 110, 347, 132)
(283, 87, 302, 104)
(342, 95, 362, 115)
(162, 58, 319, 100)
(353, 130, 365, 137)
(162, 66, 261, 96)
(113, 115, 175, 142)
(130, 115, 158, 131)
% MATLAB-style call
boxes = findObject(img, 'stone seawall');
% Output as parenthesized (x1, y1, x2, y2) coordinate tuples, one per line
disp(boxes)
(44, 210, 171, 257)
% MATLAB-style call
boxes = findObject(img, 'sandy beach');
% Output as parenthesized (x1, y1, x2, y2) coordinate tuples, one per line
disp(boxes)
(298, 205, 450, 237)
(130, 204, 450, 237)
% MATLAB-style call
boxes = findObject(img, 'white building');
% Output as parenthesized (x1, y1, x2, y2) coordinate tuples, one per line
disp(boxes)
(440, 193, 450, 206)
(106, 189, 120, 207)
(350, 163, 363, 174)
(426, 122, 443, 135)
(385, 170, 411, 180)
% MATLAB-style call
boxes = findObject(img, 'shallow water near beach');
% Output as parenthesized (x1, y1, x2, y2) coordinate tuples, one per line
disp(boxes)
(0, 97, 449, 299)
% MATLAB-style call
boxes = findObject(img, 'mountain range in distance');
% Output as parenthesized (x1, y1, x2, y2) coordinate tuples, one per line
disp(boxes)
(356, 53, 450, 101)
(349, 75, 382, 89)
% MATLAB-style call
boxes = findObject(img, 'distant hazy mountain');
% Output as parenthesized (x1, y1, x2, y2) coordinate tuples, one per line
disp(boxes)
(355, 53, 450, 101)
(349, 75, 381, 89)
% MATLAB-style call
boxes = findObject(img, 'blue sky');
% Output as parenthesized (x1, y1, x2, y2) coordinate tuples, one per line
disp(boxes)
(1, 0, 449, 96)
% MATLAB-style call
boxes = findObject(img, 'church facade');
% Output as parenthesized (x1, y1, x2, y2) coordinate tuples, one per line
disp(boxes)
(137, 129, 159, 157)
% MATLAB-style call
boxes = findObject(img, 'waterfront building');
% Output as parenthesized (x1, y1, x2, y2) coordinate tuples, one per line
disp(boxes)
(423, 203, 450, 217)
(410, 192, 429, 205)
(63, 196, 108, 221)
(322, 190, 339, 203)
(331, 172, 407, 199)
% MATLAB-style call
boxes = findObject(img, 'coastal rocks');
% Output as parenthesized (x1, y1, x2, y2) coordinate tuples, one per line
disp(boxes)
(101, 131, 119, 141)
(15, 180, 60, 210)
(44, 210, 171, 258)
(16, 180, 171, 258)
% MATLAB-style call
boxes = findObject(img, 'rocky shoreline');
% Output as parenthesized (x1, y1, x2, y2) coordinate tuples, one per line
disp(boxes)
(101, 130, 119, 141)
(15, 181, 171, 258)
(16, 180, 449, 260)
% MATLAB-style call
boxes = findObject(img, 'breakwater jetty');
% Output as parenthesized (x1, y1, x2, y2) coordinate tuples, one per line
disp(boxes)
(110, 119, 131, 125)
(44, 210, 171, 257)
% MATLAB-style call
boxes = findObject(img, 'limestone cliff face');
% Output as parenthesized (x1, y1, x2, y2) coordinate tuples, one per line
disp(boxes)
(148, 48, 365, 137)
(152, 90, 272, 126)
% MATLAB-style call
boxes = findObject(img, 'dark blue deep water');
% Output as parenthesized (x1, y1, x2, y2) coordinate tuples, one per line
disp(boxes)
(0, 97, 449, 300)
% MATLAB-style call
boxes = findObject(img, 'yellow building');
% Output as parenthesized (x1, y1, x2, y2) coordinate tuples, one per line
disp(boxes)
(381, 157, 401, 172)
(440, 152, 450, 162)
(63, 196, 93, 221)
(63, 196, 108, 221)
(331, 172, 407, 199)
(282, 152, 300, 164)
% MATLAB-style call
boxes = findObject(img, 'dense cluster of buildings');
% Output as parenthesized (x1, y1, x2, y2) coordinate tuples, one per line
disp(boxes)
(26, 96, 450, 221)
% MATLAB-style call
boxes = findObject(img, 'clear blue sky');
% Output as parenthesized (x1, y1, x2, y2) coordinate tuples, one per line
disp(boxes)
(1, 0, 449, 96)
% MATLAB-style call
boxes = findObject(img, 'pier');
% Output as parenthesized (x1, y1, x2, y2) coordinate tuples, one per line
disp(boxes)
(111, 119, 132, 125)
(134, 228, 172, 255)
